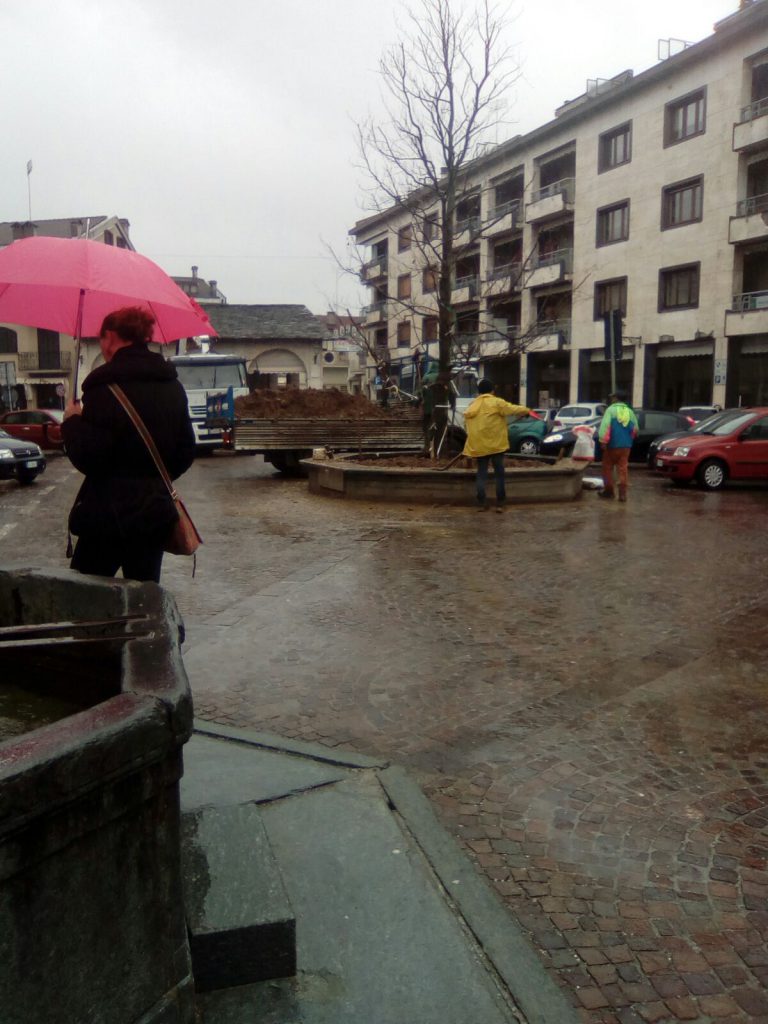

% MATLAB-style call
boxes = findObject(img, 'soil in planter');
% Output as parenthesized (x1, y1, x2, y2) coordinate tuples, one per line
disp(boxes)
(235, 388, 414, 420)
(340, 453, 553, 470)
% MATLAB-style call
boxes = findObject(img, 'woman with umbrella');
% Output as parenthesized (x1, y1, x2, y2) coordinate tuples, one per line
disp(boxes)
(62, 306, 196, 583)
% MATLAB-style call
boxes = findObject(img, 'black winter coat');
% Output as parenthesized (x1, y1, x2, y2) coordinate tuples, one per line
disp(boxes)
(62, 345, 196, 541)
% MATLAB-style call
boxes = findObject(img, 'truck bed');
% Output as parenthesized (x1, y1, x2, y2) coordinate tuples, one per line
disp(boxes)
(230, 415, 423, 452)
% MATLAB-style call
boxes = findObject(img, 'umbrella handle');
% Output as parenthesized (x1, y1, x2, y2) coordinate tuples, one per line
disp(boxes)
(71, 289, 85, 397)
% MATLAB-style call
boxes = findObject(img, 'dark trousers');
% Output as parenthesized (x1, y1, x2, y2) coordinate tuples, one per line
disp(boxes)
(476, 452, 506, 506)
(70, 533, 166, 583)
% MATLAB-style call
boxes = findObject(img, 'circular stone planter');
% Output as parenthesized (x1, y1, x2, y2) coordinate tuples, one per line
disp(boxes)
(304, 453, 586, 505)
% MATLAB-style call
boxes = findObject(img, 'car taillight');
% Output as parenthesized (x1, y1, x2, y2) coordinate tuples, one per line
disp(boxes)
(553, 420, 563, 428)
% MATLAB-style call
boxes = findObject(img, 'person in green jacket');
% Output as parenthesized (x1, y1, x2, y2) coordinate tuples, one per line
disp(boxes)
(598, 389, 639, 502)
(463, 379, 531, 512)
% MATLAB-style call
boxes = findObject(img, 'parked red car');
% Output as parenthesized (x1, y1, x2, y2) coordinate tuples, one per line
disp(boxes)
(654, 407, 768, 490)
(0, 409, 64, 450)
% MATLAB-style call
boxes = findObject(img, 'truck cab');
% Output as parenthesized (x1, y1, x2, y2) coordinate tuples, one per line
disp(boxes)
(170, 354, 248, 452)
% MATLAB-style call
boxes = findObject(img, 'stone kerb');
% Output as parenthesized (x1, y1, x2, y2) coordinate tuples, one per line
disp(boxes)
(305, 456, 585, 505)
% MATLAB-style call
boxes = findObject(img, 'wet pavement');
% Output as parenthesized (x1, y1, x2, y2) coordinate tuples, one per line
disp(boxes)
(4, 452, 768, 1023)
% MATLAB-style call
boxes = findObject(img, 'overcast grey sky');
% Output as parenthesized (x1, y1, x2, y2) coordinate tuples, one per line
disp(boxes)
(0, 0, 735, 314)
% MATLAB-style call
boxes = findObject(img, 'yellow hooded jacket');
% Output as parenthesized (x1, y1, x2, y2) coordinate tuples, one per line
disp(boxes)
(462, 395, 531, 457)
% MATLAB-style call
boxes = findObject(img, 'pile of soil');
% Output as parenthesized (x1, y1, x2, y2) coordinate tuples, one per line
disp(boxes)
(234, 388, 411, 420)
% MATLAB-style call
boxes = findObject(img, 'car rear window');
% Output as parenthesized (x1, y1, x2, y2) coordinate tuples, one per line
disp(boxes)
(560, 406, 591, 417)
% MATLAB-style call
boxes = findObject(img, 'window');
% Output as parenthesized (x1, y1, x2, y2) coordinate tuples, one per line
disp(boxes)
(598, 122, 631, 172)
(422, 267, 438, 293)
(397, 322, 411, 347)
(662, 177, 703, 228)
(594, 277, 627, 320)
(423, 317, 438, 342)
(0, 327, 17, 354)
(397, 225, 412, 251)
(659, 263, 700, 311)
(397, 273, 411, 300)
(596, 200, 630, 246)
(665, 88, 706, 146)
(423, 215, 439, 242)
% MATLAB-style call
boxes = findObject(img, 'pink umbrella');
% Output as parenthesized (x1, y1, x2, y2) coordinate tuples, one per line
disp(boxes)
(0, 236, 217, 388)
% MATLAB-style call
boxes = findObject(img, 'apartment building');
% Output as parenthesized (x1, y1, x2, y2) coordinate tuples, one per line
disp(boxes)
(350, 0, 768, 411)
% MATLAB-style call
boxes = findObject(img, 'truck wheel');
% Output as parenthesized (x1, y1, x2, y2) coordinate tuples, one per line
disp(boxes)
(267, 452, 310, 477)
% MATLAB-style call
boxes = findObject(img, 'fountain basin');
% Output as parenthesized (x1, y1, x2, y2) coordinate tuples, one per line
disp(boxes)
(0, 568, 194, 1024)
(305, 454, 585, 505)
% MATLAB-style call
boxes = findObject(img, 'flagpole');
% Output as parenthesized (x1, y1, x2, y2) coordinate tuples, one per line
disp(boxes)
(26, 160, 33, 221)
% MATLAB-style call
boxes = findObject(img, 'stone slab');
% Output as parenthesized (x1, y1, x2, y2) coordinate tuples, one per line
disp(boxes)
(181, 803, 296, 992)
(181, 733, 347, 811)
(255, 774, 519, 1024)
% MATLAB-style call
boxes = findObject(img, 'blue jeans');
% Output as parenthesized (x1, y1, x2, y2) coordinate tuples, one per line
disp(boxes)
(476, 452, 506, 505)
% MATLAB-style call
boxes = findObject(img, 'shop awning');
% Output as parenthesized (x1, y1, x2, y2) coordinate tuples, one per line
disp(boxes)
(657, 341, 714, 358)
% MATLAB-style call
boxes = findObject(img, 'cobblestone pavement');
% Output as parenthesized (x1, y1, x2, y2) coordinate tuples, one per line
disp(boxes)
(5, 453, 768, 1023)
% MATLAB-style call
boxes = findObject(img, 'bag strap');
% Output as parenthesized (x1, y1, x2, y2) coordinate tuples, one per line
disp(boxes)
(108, 384, 177, 499)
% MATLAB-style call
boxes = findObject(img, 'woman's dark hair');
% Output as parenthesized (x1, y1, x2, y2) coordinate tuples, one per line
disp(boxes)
(100, 306, 155, 345)
(478, 378, 495, 394)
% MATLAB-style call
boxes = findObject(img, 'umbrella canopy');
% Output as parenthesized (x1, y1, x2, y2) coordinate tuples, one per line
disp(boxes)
(0, 236, 216, 343)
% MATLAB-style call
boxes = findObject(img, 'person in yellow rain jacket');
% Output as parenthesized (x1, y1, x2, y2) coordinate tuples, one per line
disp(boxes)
(463, 379, 532, 512)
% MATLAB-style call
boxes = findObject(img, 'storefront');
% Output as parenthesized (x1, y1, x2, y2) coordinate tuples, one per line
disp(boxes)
(525, 350, 570, 408)
(643, 341, 714, 409)
(578, 349, 634, 403)
(726, 336, 768, 406)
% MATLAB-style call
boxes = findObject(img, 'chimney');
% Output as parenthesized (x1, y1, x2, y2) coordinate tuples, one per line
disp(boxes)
(191, 265, 198, 280)
(209, 280, 217, 293)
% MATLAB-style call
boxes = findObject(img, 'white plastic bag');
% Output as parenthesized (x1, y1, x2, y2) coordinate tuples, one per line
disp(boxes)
(572, 424, 596, 462)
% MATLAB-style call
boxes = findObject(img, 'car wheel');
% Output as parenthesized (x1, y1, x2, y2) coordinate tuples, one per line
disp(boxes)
(518, 437, 540, 456)
(17, 472, 39, 486)
(697, 458, 727, 491)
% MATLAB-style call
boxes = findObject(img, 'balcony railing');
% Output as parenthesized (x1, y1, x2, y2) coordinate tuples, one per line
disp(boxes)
(362, 256, 388, 279)
(739, 96, 768, 123)
(732, 290, 768, 311)
(454, 215, 481, 235)
(534, 247, 573, 272)
(17, 351, 72, 372)
(452, 274, 480, 296)
(485, 199, 520, 224)
(531, 319, 572, 342)
(736, 192, 768, 217)
(530, 177, 575, 204)
(362, 300, 389, 319)
(487, 261, 522, 283)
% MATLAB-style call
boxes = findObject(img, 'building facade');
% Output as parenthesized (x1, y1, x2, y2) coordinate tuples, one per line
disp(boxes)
(350, 1, 768, 411)
(200, 305, 327, 390)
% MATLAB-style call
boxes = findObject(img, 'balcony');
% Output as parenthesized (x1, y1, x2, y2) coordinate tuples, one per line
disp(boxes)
(451, 274, 480, 304)
(726, 290, 768, 336)
(484, 200, 521, 237)
(362, 300, 390, 325)
(484, 262, 522, 298)
(361, 257, 388, 282)
(525, 178, 575, 223)
(729, 193, 768, 244)
(733, 97, 768, 152)
(453, 215, 481, 245)
(17, 351, 72, 374)
(526, 248, 573, 289)
(526, 319, 571, 352)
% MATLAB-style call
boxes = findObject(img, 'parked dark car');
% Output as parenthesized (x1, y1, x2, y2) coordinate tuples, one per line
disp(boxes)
(0, 409, 64, 450)
(654, 407, 768, 490)
(0, 428, 46, 485)
(542, 409, 694, 462)
(647, 410, 736, 468)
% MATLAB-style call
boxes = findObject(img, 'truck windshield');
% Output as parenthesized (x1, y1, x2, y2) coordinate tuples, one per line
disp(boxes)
(174, 363, 246, 390)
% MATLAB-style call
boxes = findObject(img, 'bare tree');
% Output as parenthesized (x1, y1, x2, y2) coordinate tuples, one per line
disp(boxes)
(354, 0, 519, 422)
